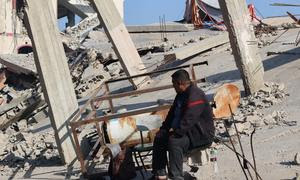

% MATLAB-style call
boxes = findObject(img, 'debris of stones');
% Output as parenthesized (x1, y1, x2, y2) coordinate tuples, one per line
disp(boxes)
(216, 82, 289, 137)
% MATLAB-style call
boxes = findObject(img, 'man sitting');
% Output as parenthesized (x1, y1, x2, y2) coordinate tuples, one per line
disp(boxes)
(152, 69, 215, 180)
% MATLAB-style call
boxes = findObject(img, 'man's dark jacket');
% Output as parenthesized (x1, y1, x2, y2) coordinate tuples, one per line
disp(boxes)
(161, 84, 215, 149)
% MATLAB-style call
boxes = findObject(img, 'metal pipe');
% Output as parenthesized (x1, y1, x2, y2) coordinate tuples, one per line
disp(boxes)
(223, 120, 249, 180)
(94, 78, 205, 102)
(71, 104, 171, 128)
(250, 128, 258, 180)
(269, 29, 289, 45)
(214, 135, 263, 180)
(104, 83, 114, 113)
(71, 125, 87, 174)
(229, 104, 253, 180)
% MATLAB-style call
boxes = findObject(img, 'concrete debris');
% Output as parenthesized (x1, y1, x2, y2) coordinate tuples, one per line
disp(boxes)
(164, 33, 229, 62)
(240, 82, 289, 110)
(0, 130, 59, 176)
(105, 62, 123, 77)
(281, 23, 298, 29)
(0, 84, 42, 130)
(0, 54, 37, 75)
(65, 14, 100, 49)
(70, 49, 111, 98)
(17, 119, 28, 132)
(87, 31, 108, 42)
(255, 24, 278, 38)
(216, 82, 290, 137)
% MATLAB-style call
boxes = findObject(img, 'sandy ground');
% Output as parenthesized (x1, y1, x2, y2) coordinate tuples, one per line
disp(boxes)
(1, 20, 300, 180)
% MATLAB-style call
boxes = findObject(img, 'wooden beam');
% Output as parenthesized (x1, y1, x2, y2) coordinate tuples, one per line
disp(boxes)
(90, 0, 146, 88)
(23, 0, 79, 164)
(164, 33, 229, 62)
(219, 0, 264, 95)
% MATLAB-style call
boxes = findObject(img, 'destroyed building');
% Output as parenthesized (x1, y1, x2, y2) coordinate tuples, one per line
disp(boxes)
(0, 0, 300, 179)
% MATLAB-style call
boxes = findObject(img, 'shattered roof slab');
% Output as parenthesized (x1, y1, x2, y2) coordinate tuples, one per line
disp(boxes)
(0, 54, 36, 75)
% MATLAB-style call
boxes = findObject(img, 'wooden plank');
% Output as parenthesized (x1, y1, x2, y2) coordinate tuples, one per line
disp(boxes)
(90, 0, 147, 88)
(164, 33, 229, 62)
(219, 0, 264, 95)
(23, 0, 79, 164)
(126, 24, 193, 33)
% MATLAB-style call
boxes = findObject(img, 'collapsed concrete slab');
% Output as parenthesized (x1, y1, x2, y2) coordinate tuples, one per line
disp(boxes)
(126, 23, 194, 33)
(164, 33, 229, 62)
(0, 54, 36, 75)
(58, 0, 96, 18)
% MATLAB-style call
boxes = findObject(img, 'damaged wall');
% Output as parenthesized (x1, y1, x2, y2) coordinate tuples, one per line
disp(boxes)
(0, 0, 31, 54)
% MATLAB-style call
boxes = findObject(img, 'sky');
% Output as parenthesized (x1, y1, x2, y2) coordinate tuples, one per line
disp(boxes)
(124, 0, 300, 25)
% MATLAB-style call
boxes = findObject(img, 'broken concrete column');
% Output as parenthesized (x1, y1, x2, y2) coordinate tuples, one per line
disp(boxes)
(51, 0, 58, 19)
(22, 0, 79, 164)
(90, 0, 147, 88)
(219, 0, 264, 95)
(67, 11, 76, 27)
(113, 0, 124, 19)
(59, 0, 96, 18)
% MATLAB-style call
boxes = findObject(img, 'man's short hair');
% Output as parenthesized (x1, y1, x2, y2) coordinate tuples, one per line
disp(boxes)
(171, 69, 191, 82)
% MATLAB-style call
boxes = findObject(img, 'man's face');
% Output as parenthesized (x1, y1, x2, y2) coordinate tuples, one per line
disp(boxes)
(172, 79, 185, 94)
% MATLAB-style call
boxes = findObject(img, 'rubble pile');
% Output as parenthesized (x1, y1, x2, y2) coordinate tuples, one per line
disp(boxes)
(65, 15, 100, 49)
(215, 82, 293, 137)
(69, 48, 114, 98)
(254, 24, 278, 38)
(281, 23, 298, 29)
(0, 71, 42, 131)
(0, 129, 59, 176)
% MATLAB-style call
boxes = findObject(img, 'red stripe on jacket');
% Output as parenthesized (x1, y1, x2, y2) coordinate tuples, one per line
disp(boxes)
(188, 99, 205, 108)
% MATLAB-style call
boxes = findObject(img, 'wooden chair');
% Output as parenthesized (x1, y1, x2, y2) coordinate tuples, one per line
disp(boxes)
(132, 125, 155, 179)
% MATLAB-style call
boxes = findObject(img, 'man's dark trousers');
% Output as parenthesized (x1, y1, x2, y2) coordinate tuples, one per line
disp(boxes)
(152, 130, 190, 180)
